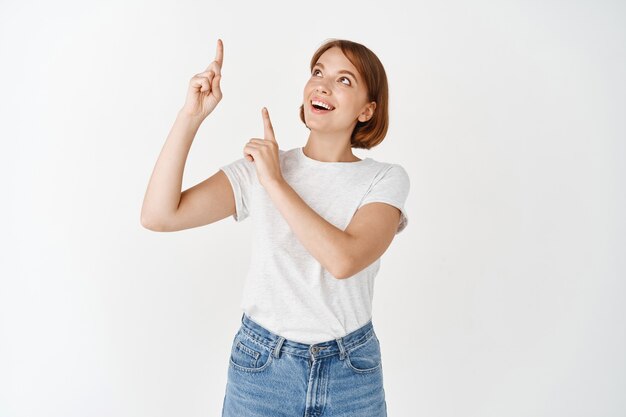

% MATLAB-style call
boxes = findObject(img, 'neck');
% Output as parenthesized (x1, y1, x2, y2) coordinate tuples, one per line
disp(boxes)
(303, 132, 361, 162)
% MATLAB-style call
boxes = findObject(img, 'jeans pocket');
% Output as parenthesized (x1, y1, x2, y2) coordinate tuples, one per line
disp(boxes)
(229, 328, 274, 373)
(345, 331, 382, 374)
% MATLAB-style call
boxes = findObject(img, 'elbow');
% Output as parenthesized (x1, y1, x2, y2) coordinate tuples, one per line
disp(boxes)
(334, 268, 355, 280)
(140, 211, 153, 230)
(140, 214, 167, 232)
(140, 203, 173, 231)
(140, 217, 158, 231)
(331, 256, 355, 280)
(333, 271, 350, 280)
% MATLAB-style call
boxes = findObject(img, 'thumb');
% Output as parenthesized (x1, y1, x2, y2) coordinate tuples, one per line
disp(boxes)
(211, 74, 222, 100)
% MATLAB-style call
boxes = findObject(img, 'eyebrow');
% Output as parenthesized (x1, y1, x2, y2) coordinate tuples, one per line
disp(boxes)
(313, 62, 358, 84)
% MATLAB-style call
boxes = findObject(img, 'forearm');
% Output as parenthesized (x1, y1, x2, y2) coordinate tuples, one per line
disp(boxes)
(264, 179, 352, 279)
(140, 110, 204, 227)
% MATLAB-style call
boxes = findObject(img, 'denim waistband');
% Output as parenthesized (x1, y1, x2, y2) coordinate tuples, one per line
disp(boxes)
(238, 313, 376, 360)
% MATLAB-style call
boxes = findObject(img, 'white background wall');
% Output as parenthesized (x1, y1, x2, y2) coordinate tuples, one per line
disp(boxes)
(1, 0, 624, 416)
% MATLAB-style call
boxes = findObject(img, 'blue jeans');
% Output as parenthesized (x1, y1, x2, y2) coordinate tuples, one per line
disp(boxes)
(221, 313, 388, 417)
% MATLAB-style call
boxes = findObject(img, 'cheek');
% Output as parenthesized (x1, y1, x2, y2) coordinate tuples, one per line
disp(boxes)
(304, 77, 317, 87)
(303, 82, 314, 97)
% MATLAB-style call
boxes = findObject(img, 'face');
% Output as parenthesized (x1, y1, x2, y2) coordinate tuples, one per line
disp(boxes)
(302, 47, 376, 132)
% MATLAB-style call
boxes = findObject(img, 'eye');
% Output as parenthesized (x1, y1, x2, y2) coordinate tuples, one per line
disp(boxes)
(312, 69, 351, 86)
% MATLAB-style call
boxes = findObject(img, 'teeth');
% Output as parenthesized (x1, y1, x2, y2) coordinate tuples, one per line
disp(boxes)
(312, 100, 333, 110)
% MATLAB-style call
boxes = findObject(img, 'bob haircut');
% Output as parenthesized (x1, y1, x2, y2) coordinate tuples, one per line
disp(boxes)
(299, 39, 389, 150)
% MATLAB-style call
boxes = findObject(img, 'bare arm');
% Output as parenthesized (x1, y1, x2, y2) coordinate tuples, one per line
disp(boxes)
(140, 39, 227, 231)
(140, 111, 203, 230)
(263, 180, 399, 279)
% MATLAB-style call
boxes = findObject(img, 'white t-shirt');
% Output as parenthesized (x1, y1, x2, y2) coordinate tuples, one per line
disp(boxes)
(220, 146, 410, 344)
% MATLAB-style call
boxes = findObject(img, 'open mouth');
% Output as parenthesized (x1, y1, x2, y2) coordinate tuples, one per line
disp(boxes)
(310, 100, 335, 113)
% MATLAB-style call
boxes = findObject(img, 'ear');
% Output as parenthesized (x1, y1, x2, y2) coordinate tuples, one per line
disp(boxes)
(358, 101, 377, 122)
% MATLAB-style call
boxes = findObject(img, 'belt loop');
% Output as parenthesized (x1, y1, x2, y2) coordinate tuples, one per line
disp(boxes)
(273, 336, 285, 358)
(336, 337, 347, 360)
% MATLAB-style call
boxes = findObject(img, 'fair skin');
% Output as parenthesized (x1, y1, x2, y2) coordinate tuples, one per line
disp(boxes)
(141, 40, 401, 279)
(301, 46, 376, 163)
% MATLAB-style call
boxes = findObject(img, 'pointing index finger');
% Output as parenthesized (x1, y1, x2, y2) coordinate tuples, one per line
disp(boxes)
(214, 38, 224, 66)
(262, 107, 275, 140)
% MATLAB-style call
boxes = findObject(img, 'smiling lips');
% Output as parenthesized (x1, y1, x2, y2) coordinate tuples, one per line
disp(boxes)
(310, 97, 335, 113)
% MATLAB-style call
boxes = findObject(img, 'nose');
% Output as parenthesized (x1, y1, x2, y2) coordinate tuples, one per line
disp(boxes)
(315, 77, 331, 95)
(315, 84, 328, 95)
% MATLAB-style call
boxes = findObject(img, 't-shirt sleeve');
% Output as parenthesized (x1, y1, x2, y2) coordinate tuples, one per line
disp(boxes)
(357, 164, 410, 234)
(219, 156, 256, 222)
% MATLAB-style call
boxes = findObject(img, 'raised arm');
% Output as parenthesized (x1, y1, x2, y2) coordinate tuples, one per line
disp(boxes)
(140, 39, 226, 231)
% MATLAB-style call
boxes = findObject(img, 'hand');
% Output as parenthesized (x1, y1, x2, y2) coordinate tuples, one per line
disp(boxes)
(244, 108, 284, 188)
(180, 38, 224, 119)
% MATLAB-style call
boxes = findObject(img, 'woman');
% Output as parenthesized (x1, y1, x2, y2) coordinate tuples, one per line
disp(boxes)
(141, 38, 410, 417)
